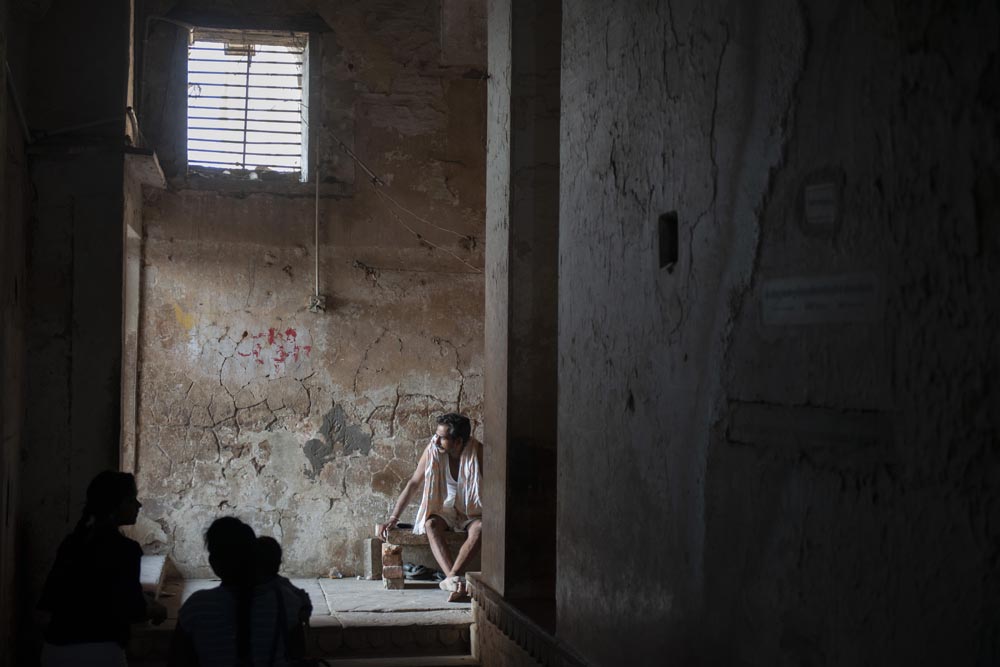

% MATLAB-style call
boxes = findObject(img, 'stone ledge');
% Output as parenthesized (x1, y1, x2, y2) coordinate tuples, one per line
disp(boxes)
(384, 528, 468, 546)
(466, 574, 587, 667)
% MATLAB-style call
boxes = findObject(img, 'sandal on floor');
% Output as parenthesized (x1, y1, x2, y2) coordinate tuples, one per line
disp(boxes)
(403, 563, 435, 580)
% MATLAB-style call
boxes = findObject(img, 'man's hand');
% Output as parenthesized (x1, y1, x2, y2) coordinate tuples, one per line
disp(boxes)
(377, 516, 399, 541)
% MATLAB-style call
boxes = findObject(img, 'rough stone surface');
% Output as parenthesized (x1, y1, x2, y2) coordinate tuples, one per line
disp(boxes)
(474, 613, 540, 667)
(129, 577, 472, 661)
(557, 1, 999, 665)
(131, 0, 487, 577)
(384, 527, 466, 546)
(364, 538, 383, 580)
(381, 565, 404, 579)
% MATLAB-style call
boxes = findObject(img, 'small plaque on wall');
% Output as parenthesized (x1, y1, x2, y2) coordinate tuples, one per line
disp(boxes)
(798, 168, 844, 237)
(804, 182, 838, 229)
(761, 273, 881, 326)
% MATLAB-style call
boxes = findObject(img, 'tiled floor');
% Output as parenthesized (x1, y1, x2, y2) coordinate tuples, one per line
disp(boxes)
(157, 576, 472, 620)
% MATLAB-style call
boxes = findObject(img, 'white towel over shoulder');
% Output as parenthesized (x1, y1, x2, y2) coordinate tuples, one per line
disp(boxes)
(413, 438, 483, 534)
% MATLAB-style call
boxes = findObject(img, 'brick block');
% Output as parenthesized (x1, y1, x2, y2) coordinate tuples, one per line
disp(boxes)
(384, 576, 405, 590)
(382, 543, 402, 556)
(382, 565, 404, 579)
(364, 538, 383, 580)
(381, 552, 403, 567)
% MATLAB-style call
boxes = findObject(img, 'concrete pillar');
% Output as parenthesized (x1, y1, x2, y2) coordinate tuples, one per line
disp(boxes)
(17, 1, 132, 660)
(483, 0, 561, 604)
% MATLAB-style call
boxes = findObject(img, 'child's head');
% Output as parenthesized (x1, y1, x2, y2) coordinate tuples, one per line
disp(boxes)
(255, 535, 282, 579)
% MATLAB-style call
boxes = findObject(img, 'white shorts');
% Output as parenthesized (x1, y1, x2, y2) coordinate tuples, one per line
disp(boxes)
(427, 506, 480, 532)
(41, 642, 127, 667)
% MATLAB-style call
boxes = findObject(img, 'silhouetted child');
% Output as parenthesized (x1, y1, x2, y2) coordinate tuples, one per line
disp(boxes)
(256, 536, 313, 622)
(39, 471, 166, 667)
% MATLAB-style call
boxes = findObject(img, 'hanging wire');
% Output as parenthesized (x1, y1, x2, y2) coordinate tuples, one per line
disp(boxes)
(330, 135, 482, 274)
(371, 183, 483, 274)
(373, 187, 469, 240)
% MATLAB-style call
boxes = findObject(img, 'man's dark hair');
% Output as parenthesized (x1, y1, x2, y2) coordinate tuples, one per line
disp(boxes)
(436, 413, 471, 443)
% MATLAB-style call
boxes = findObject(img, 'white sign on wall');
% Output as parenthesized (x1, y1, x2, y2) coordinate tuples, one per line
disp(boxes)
(761, 273, 881, 326)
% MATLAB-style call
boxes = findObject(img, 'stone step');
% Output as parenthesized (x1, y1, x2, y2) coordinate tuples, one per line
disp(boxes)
(326, 656, 478, 667)
(129, 577, 473, 664)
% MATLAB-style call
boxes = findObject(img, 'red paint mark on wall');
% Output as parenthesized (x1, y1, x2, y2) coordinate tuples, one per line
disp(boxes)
(236, 327, 311, 371)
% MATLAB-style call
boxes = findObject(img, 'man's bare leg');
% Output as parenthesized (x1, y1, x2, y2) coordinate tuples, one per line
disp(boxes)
(424, 515, 455, 575)
(448, 519, 481, 577)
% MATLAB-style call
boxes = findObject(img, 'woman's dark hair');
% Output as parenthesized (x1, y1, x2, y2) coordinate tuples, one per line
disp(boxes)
(73, 471, 137, 537)
(205, 517, 257, 664)
(436, 413, 472, 443)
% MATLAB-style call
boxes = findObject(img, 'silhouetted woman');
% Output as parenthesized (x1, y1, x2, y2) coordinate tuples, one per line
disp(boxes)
(169, 517, 310, 666)
(39, 470, 165, 666)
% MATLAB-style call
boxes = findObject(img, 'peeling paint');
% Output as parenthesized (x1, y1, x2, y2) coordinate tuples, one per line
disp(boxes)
(172, 302, 196, 331)
(133, 0, 487, 578)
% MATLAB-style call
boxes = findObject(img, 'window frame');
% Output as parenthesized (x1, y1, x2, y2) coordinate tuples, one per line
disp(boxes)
(184, 28, 314, 185)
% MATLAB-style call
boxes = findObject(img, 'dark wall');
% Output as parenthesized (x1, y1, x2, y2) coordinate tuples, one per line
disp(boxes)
(0, 1, 32, 664)
(14, 0, 132, 661)
(558, 0, 998, 665)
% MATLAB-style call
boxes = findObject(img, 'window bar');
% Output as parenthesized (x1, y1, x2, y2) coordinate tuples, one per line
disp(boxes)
(187, 83, 303, 90)
(187, 71, 301, 76)
(188, 127, 304, 136)
(189, 46, 304, 53)
(241, 50, 251, 169)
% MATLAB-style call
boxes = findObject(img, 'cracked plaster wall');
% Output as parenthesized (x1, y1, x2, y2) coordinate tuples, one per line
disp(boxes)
(133, 0, 487, 577)
(559, 1, 998, 665)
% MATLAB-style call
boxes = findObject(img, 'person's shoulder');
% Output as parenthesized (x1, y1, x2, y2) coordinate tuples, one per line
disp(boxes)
(465, 438, 483, 456)
(273, 575, 308, 596)
(181, 586, 227, 608)
(275, 577, 312, 609)
(179, 586, 229, 617)
(115, 531, 143, 552)
(178, 586, 229, 629)
(104, 530, 144, 560)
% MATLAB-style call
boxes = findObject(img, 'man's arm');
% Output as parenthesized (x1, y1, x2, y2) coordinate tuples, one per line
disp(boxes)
(377, 448, 429, 540)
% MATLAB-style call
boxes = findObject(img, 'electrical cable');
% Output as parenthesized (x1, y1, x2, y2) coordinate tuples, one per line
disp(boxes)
(330, 135, 482, 273)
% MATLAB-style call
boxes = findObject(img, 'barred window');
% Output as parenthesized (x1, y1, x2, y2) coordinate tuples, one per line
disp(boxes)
(187, 30, 309, 179)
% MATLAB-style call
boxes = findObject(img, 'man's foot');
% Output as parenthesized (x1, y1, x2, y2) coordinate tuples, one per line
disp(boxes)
(447, 588, 470, 603)
(447, 580, 470, 602)
(439, 575, 464, 593)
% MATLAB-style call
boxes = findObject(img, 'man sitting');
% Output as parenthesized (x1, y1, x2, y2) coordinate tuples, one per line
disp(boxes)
(377, 413, 483, 601)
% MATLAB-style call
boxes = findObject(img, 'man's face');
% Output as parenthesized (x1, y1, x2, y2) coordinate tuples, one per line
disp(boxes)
(434, 424, 462, 453)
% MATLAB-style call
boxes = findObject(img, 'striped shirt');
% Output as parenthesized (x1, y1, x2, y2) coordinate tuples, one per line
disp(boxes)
(177, 578, 309, 666)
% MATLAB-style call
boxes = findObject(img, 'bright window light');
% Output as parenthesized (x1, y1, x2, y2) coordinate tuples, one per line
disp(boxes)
(187, 30, 308, 178)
